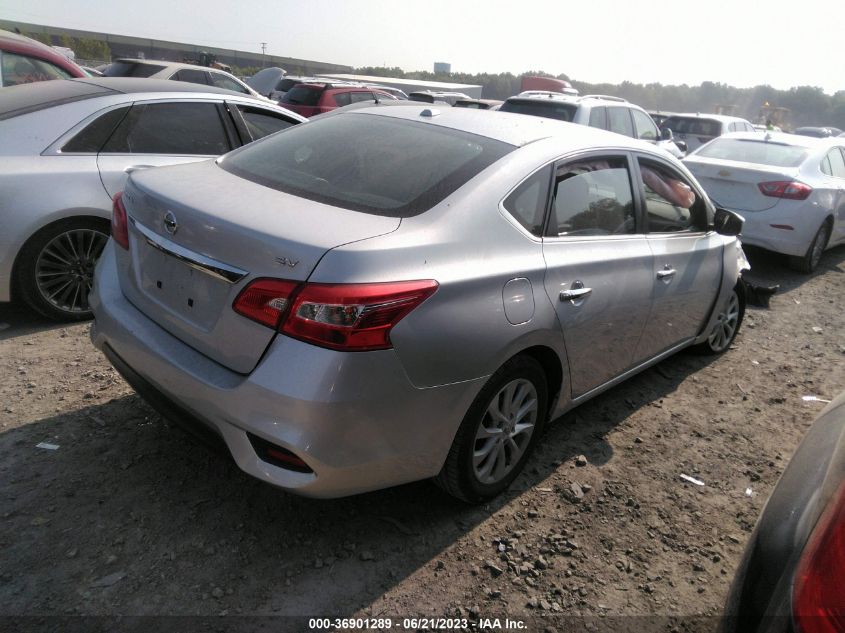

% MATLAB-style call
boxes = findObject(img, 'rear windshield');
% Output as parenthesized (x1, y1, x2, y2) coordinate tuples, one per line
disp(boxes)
(219, 113, 514, 217)
(661, 116, 721, 137)
(276, 78, 301, 92)
(499, 100, 576, 122)
(282, 84, 322, 106)
(695, 138, 810, 167)
(0, 80, 113, 121)
(103, 62, 166, 78)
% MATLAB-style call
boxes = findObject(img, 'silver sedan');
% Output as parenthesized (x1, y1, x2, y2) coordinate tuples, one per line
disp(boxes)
(90, 105, 746, 501)
(0, 77, 305, 320)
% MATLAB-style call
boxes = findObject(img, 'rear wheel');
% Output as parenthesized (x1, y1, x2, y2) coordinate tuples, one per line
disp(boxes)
(789, 220, 831, 274)
(691, 285, 744, 355)
(16, 218, 110, 321)
(435, 355, 548, 502)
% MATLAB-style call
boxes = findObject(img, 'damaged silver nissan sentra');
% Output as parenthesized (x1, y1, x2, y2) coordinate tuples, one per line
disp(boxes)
(90, 104, 748, 501)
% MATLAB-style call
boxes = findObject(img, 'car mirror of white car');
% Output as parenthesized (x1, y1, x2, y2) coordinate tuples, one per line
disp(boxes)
(713, 207, 744, 236)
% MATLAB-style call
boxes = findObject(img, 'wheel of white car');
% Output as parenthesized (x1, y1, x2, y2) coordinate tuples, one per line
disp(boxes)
(789, 220, 831, 274)
(691, 284, 744, 355)
(15, 218, 110, 322)
(435, 355, 548, 502)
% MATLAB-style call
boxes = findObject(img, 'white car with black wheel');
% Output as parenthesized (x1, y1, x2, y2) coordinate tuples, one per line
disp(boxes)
(684, 132, 845, 273)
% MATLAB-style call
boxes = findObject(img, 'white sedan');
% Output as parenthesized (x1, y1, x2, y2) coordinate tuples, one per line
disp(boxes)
(684, 132, 845, 272)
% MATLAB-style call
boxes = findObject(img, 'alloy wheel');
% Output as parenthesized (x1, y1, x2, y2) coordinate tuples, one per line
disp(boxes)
(473, 378, 538, 485)
(707, 291, 740, 352)
(35, 228, 108, 314)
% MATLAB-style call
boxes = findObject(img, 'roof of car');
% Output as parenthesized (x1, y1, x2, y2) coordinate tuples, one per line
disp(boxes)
(72, 76, 249, 96)
(713, 131, 842, 149)
(505, 93, 629, 105)
(344, 103, 661, 150)
(665, 113, 750, 123)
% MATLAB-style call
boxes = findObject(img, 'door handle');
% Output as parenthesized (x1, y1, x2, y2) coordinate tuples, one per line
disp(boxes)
(123, 165, 155, 174)
(560, 287, 592, 301)
(657, 268, 677, 280)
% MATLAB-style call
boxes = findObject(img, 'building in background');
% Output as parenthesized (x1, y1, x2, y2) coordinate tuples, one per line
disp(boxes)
(433, 61, 451, 74)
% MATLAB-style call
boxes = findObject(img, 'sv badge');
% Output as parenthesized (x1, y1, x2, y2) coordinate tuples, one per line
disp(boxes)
(275, 256, 300, 268)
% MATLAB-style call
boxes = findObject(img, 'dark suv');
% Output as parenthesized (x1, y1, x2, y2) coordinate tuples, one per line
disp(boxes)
(280, 83, 396, 117)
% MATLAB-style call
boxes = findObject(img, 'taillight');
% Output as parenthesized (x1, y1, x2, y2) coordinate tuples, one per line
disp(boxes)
(283, 280, 438, 351)
(758, 180, 813, 200)
(111, 192, 129, 250)
(232, 278, 300, 328)
(793, 481, 845, 633)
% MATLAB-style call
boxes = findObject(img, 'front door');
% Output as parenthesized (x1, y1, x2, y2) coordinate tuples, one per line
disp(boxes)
(542, 153, 654, 398)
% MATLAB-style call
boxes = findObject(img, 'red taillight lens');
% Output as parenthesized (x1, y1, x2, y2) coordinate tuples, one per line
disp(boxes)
(232, 278, 300, 328)
(793, 481, 845, 633)
(758, 180, 813, 200)
(111, 192, 129, 250)
(283, 280, 438, 351)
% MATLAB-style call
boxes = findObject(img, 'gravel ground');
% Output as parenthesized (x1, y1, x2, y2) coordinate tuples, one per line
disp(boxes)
(1, 245, 843, 632)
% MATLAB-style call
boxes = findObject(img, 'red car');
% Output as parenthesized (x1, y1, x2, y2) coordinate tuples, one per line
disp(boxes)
(0, 29, 87, 87)
(280, 82, 396, 117)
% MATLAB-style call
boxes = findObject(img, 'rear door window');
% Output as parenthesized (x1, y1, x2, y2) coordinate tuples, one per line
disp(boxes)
(172, 69, 210, 85)
(62, 107, 130, 152)
(503, 166, 551, 237)
(1, 52, 72, 86)
(588, 106, 607, 129)
(349, 91, 377, 104)
(827, 148, 845, 179)
(550, 157, 636, 236)
(607, 107, 634, 137)
(102, 101, 231, 155)
(332, 92, 352, 107)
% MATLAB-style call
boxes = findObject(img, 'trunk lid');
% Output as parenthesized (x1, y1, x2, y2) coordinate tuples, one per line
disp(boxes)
(118, 160, 400, 373)
(684, 156, 799, 212)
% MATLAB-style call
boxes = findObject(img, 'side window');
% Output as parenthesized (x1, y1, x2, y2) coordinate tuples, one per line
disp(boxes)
(827, 149, 845, 179)
(1, 52, 71, 86)
(172, 69, 209, 85)
(551, 157, 635, 236)
(607, 107, 634, 137)
(61, 107, 130, 153)
(632, 109, 658, 141)
(638, 158, 707, 233)
(502, 165, 551, 237)
(588, 107, 607, 129)
(236, 105, 297, 141)
(349, 91, 377, 104)
(102, 102, 231, 155)
(332, 92, 352, 107)
(820, 155, 833, 176)
(210, 73, 249, 94)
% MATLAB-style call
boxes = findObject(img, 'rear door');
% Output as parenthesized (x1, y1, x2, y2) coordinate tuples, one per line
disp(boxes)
(96, 99, 236, 198)
(824, 147, 845, 244)
(632, 155, 723, 359)
(541, 152, 655, 397)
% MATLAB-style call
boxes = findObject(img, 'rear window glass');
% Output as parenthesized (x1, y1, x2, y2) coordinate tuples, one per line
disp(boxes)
(103, 62, 165, 78)
(282, 85, 322, 106)
(661, 117, 721, 137)
(499, 100, 576, 122)
(695, 138, 810, 167)
(276, 78, 301, 92)
(219, 113, 514, 217)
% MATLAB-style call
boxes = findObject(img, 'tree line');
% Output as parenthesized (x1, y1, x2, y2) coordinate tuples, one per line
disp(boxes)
(356, 67, 845, 130)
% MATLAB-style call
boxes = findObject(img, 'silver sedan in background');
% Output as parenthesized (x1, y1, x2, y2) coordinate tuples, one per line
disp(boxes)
(90, 106, 746, 501)
(0, 77, 305, 320)
(684, 132, 845, 272)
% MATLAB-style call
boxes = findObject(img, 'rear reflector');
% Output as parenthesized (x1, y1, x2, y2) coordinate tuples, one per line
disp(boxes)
(111, 192, 129, 250)
(758, 180, 813, 200)
(247, 433, 313, 473)
(282, 280, 438, 351)
(793, 481, 845, 633)
(232, 278, 299, 328)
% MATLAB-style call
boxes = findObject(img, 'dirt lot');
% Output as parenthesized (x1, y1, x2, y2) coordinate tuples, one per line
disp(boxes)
(1, 246, 843, 632)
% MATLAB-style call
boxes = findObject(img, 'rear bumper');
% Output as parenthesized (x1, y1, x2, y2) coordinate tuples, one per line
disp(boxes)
(738, 202, 825, 257)
(90, 242, 484, 498)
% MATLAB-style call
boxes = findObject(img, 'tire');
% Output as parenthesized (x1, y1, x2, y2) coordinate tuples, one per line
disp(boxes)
(435, 355, 548, 503)
(789, 220, 831, 274)
(15, 218, 110, 322)
(690, 284, 744, 355)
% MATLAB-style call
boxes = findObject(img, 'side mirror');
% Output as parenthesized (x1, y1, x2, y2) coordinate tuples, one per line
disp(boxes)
(713, 207, 744, 236)
(661, 127, 673, 141)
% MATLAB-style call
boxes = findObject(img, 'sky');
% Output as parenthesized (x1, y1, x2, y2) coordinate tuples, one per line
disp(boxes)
(1, 0, 841, 94)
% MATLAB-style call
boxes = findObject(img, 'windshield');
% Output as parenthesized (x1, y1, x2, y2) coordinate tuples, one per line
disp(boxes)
(695, 138, 810, 167)
(661, 116, 721, 136)
(499, 99, 577, 122)
(219, 112, 514, 217)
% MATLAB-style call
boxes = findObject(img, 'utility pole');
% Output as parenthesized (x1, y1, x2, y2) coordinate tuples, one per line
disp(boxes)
(260, 42, 267, 68)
